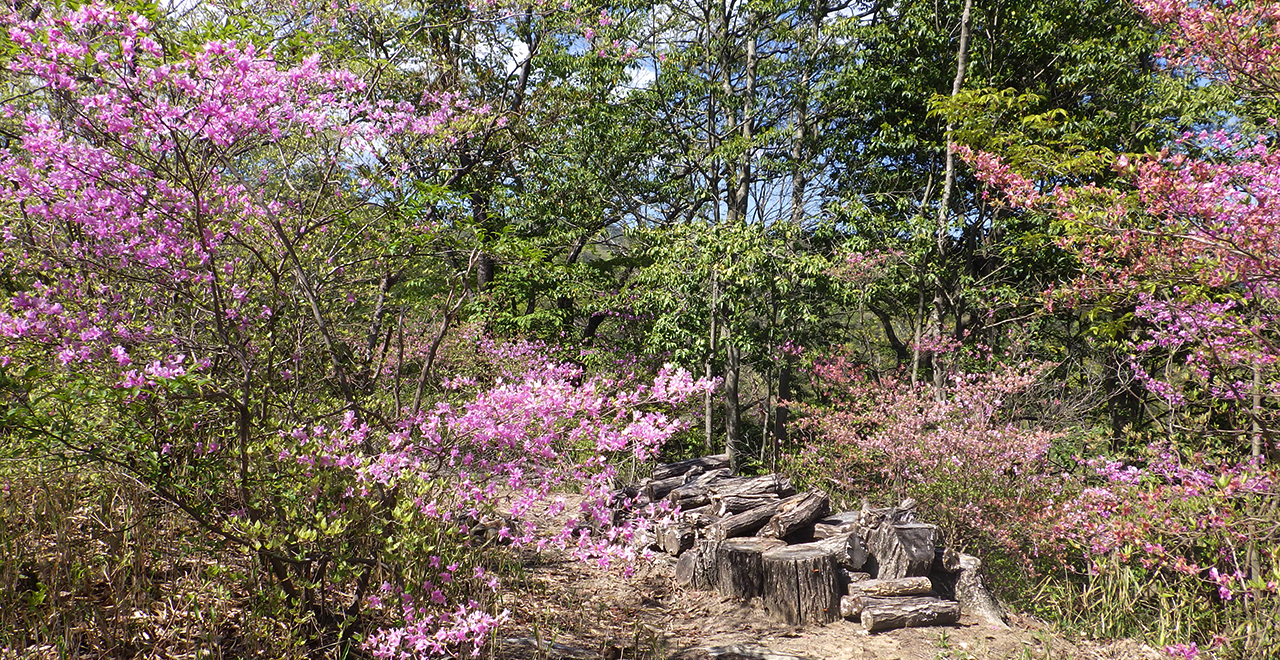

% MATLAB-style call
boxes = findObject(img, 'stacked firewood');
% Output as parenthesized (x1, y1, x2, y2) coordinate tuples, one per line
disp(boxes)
(612, 454, 1005, 632)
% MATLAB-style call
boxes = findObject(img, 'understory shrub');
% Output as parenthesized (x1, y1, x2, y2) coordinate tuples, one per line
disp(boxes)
(792, 349, 1278, 658)
(789, 349, 1064, 592)
(1039, 448, 1279, 658)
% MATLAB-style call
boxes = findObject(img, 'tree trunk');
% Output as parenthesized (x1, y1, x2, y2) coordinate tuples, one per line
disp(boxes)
(929, 0, 973, 392)
(773, 359, 791, 469)
(910, 284, 926, 387)
(724, 341, 741, 470)
(705, 272, 718, 452)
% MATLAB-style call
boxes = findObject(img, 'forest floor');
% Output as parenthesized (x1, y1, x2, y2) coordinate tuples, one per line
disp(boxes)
(493, 546, 1166, 660)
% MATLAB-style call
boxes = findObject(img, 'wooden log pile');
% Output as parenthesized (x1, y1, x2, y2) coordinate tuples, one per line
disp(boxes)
(622, 456, 1005, 632)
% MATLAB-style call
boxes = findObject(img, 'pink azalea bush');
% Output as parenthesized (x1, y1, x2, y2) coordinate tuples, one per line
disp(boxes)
(289, 347, 711, 657)
(0, 5, 711, 656)
(959, 0, 1280, 654)
(791, 347, 1062, 577)
(1039, 448, 1279, 656)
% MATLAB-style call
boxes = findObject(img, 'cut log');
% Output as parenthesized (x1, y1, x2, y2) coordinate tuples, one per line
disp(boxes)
(860, 598, 959, 632)
(813, 511, 860, 539)
(846, 576, 934, 598)
(669, 469, 736, 508)
(669, 485, 712, 509)
(841, 570, 871, 585)
(866, 522, 937, 580)
(710, 474, 795, 502)
(675, 540, 721, 590)
(679, 503, 715, 517)
(955, 552, 1008, 629)
(657, 520, 696, 556)
(857, 498, 919, 535)
(840, 595, 948, 621)
(643, 475, 687, 501)
(693, 467, 734, 484)
(839, 595, 934, 620)
(808, 532, 868, 570)
(678, 505, 721, 528)
(707, 499, 782, 541)
(716, 494, 780, 516)
(716, 538, 786, 599)
(761, 544, 841, 626)
(635, 528, 657, 551)
(653, 454, 731, 481)
(759, 490, 830, 539)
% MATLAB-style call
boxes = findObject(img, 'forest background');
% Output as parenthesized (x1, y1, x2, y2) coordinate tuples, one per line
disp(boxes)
(0, 0, 1276, 658)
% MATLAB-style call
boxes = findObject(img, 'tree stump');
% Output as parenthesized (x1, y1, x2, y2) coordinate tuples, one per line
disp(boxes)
(716, 537, 786, 599)
(676, 540, 721, 590)
(866, 522, 937, 579)
(955, 552, 1008, 629)
(761, 544, 841, 625)
(758, 490, 830, 539)
(860, 597, 959, 632)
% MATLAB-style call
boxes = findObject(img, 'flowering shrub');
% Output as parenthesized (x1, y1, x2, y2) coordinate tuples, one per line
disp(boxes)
(288, 353, 711, 657)
(1045, 449, 1280, 657)
(958, 0, 1280, 654)
(791, 349, 1061, 577)
(0, 4, 713, 656)
(961, 0, 1280, 450)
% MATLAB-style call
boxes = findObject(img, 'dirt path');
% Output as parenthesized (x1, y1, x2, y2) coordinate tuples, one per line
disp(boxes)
(496, 549, 1163, 660)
